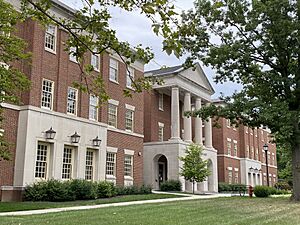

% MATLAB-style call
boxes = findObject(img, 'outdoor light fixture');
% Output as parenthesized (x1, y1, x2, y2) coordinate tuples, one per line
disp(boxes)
(45, 127, 56, 139)
(263, 143, 269, 186)
(71, 132, 80, 143)
(92, 136, 102, 147)
(254, 168, 259, 173)
(249, 167, 254, 172)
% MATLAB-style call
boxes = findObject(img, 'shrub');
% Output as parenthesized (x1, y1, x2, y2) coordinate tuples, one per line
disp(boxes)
(69, 179, 97, 200)
(274, 181, 291, 190)
(116, 185, 152, 195)
(97, 181, 117, 198)
(254, 185, 272, 197)
(139, 185, 152, 194)
(160, 180, 182, 191)
(24, 179, 73, 202)
(218, 183, 247, 193)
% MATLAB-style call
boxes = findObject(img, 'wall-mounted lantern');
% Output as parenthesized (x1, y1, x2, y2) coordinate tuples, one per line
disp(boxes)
(45, 127, 56, 139)
(92, 136, 102, 147)
(71, 132, 80, 143)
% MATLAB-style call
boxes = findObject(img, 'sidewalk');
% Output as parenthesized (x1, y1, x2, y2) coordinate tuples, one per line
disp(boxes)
(0, 192, 230, 216)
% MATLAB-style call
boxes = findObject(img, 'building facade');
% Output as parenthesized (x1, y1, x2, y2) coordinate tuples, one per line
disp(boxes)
(212, 115, 278, 187)
(0, 0, 144, 201)
(143, 64, 218, 193)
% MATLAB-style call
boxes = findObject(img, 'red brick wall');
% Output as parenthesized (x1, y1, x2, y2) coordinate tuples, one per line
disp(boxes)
(0, 109, 19, 188)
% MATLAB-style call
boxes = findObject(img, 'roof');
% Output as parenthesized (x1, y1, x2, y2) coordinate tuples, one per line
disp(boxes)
(145, 65, 184, 76)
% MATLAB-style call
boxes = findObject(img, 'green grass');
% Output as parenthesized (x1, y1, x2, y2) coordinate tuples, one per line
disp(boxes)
(0, 194, 180, 213)
(1, 197, 300, 225)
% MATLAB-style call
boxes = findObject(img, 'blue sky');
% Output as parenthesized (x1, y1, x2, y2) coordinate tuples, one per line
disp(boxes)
(61, 0, 242, 98)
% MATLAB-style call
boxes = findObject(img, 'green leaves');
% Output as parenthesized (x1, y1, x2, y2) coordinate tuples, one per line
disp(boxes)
(179, 144, 210, 184)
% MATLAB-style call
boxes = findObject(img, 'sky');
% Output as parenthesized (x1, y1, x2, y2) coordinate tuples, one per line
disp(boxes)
(61, 0, 242, 98)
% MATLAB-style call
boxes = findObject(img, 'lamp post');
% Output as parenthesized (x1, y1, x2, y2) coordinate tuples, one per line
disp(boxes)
(263, 143, 269, 186)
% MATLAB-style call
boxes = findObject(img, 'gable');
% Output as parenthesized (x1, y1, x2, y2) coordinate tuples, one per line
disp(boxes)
(179, 63, 215, 94)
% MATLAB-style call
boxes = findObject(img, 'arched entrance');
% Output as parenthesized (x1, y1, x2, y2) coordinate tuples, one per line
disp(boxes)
(153, 154, 168, 189)
(207, 159, 214, 192)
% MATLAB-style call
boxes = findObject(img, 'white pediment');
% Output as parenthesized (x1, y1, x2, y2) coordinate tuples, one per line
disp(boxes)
(179, 63, 214, 94)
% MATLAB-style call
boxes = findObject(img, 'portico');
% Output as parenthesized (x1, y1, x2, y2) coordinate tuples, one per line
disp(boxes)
(143, 63, 218, 193)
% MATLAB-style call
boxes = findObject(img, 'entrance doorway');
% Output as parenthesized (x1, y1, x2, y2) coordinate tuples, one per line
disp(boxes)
(158, 155, 168, 187)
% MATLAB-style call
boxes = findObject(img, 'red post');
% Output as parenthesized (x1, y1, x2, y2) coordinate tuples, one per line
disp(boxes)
(249, 185, 254, 197)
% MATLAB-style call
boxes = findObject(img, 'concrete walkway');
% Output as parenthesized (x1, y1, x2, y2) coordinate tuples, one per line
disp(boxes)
(0, 192, 231, 216)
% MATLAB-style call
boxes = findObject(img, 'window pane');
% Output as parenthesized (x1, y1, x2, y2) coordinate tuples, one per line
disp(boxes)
(126, 67, 134, 88)
(106, 152, 116, 176)
(124, 155, 133, 176)
(35, 143, 48, 179)
(67, 87, 77, 115)
(85, 150, 94, 180)
(108, 104, 117, 127)
(45, 25, 56, 51)
(89, 95, 98, 120)
(109, 59, 118, 82)
(125, 110, 133, 131)
(62, 147, 73, 179)
(41, 79, 53, 109)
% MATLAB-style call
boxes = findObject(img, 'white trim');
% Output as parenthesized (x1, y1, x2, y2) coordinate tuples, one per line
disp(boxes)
(125, 104, 135, 111)
(44, 25, 57, 54)
(234, 168, 239, 171)
(124, 175, 134, 181)
(233, 140, 237, 143)
(158, 122, 165, 127)
(273, 174, 276, 177)
(227, 167, 233, 171)
(106, 147, 118, 153)
(227, 138, 231, 141)
(124, 149, 134, 156)
(263, 173, 266, 176)
(108, 99, 119, 106)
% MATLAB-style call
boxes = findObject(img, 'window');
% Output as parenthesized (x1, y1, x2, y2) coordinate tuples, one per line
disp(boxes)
(89, 95, 98, 120)
(35, 143, 49, 179)
(69, 46, 77, 63)
(41, 79, 54, 110)
(91, 50, 100, 71)
(226, 119, 231, 127)
(228, 171, 232, 184)
(124, 155, 133, 177)
(106, 152, 116, 176)
(233, 141, 237, 156)
(126, 67, 134, 88)
(67, 87, 78, 115)
(62, 147, 73, 179)
(108, 104, 117, 127)
(109, 58, 118, 82)
(227, 139, 231, 155)
(158, 93, 164, 111)
(251, 146, 254, 159)
(246, 145, 250, 158)
(125, 110, 134, 132)
(45, 25, 56, 52)
(245, 126, 248, 133)
(234, 171, 239, 183)
(85, 150, 94, 180)
(158, 122, 164, 142)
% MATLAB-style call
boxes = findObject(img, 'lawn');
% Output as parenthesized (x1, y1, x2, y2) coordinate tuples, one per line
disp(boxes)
(0, 194, 180, 213)
(1, 197, 300, 225)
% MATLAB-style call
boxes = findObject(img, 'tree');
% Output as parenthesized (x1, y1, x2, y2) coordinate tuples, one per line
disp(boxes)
(0, 0, 31, 160)
(0, 0, 181, 159)
(179, 144, 210, 194)
(179, 0, 300, 201)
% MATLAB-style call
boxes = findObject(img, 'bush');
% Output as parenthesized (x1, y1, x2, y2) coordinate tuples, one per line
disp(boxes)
(274, 181, 291, 190)
(97, 181, 117, 198)
(24, 179, 73, 202)
(69, 179, 97, 200)
(116, 185, 152, 195)
(218, 183, 247, 193)
(24, 179, 152, 202)
(254, 185, 272, 197)
(160, 180, 182, 191)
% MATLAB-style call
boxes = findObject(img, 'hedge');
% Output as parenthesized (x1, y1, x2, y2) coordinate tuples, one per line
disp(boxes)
(160, 180, 182, 191)
(218, 183, 247, 193)
(24, 179, 152, 202)
(254, 185, 272, 197)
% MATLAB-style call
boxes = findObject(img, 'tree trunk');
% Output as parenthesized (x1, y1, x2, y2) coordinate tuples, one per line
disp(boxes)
(292, 141, 300, 201)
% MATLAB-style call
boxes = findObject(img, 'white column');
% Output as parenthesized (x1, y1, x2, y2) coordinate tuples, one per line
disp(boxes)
(194, 97, 203, 145)
(204, 103, 213, 148)
(183, 92, 192, 142)
(170, 86, 180, 140)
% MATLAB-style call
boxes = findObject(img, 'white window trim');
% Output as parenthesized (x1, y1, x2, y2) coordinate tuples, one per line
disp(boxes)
(124, 154, 134, 178)
(158, 122, 164, 142)
(126, 67, 135, 89)
(89, 95, 99, 121)
(44, 25, 57, 54)
(234, 168, 239, 172)
(91, 51, 100, 72)
(34, 142, 50, 181)
(227, 167, 233, 171)
(108, 103, 118, 128)
(106, 150, 117, 177)
(67, 87, 78, 116)
(109, 58, 119, 84)
(69, 46, 78, 63)
(107, 147, 118, 153)
(41, 79, 54, 110)
(124, 149, 134, 156)
(108, 99, 119, 106)
(125, 104, 135, 111)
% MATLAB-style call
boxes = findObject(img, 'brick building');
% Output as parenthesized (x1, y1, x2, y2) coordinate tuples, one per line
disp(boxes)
(143, 64, 218, 192)
(212, 101, 278, 187)
(0, 0, 144, 201)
